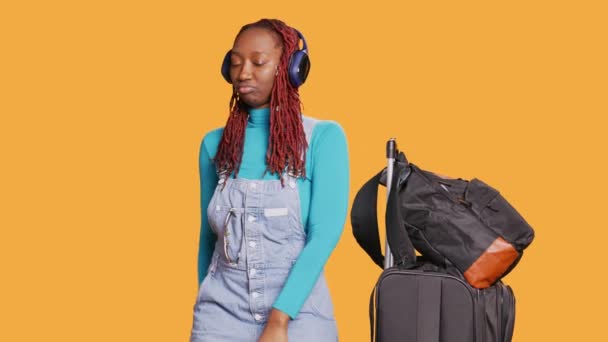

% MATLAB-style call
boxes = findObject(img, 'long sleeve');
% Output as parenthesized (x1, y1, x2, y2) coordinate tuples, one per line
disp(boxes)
(197, 135, 219, 287)
(271, 122, 350, 318)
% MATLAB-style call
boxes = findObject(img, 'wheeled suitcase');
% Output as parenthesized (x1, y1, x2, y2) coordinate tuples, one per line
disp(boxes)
(352, 139, 517, 342)
(370, 265, 516, 342)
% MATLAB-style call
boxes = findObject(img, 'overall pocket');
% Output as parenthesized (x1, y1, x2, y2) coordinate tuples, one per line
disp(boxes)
(262, 207, 294, 261)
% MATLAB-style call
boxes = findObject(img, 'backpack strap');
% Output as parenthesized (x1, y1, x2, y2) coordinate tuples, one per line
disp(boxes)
(351, 156, 416, 268)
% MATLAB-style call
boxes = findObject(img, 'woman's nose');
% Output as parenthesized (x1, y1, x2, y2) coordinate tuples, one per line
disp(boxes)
(236, 61, 252, 81)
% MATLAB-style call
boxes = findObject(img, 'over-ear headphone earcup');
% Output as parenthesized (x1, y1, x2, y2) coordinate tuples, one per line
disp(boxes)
(288, 51, 311, 88)
(221, 51, 232, 84)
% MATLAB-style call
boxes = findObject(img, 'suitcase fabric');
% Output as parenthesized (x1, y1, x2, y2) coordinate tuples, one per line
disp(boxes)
(370, 267, 516, 342)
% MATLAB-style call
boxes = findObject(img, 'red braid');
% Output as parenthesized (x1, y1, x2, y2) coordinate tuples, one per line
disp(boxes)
(213, 19, 308, 187)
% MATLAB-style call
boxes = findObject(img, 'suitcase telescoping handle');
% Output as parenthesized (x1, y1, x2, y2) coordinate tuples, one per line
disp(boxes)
(351, 138, 417, 269)
(384, 138, 397, 269)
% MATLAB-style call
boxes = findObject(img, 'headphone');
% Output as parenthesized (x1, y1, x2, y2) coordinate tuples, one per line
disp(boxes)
(221, 29, 311, 88)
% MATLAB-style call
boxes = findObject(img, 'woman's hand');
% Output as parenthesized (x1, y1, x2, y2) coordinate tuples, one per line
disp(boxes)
(258, 309, 290, 342)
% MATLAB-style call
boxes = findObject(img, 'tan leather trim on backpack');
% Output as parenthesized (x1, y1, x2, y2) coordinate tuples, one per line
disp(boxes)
(464, 237, 519, 288)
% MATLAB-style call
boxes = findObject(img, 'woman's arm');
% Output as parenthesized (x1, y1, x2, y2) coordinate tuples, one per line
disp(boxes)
(271, 121, 350, 318)
(197, 134, 219, 286)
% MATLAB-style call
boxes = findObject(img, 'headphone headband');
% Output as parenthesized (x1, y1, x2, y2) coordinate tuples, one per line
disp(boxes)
(294, 29, 308, 53)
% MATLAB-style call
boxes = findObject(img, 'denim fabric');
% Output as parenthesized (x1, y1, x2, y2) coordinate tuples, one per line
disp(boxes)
(190, 172, 338, 341)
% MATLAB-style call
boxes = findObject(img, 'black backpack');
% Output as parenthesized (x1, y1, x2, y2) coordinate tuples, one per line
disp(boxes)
(352, 151, 535, 288)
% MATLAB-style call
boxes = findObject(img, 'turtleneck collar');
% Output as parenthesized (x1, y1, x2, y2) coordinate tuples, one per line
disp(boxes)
(248, 107, 270, 127)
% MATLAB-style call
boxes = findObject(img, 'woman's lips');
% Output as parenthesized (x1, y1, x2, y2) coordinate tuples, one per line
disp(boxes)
(237, 85, 255, 94)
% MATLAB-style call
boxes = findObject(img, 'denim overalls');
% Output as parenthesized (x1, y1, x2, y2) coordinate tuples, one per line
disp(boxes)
(190, 116, 338, 341)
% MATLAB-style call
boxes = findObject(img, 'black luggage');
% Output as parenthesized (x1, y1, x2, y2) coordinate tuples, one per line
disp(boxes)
(371, 266, 516, 342)
(352, 140, 519, 342)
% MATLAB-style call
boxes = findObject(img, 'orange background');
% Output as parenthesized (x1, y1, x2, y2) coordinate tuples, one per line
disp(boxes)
(1, 1, 607, 341)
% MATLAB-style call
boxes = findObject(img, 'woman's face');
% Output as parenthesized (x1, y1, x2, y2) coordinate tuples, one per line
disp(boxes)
(230, 27, 283, 109)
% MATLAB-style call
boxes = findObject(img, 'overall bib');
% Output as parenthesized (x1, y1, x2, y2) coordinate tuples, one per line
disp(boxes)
(190, 116, 338, 341)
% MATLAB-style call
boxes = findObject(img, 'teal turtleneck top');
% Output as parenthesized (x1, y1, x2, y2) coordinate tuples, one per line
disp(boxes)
(197, 107, 350, 319)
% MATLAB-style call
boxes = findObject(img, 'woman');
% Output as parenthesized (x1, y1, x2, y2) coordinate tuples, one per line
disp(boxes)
(190, 18, 349, 342)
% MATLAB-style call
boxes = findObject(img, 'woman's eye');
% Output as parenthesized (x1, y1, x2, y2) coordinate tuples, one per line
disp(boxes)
(253, 61, 266, 66)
